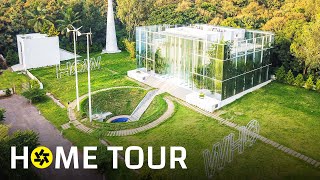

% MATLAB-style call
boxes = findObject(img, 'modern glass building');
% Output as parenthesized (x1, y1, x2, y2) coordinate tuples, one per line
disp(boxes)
(136, 24, 274, 101)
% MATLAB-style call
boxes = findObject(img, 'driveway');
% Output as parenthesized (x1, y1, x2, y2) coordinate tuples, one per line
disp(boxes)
(0, 95, 102, 180)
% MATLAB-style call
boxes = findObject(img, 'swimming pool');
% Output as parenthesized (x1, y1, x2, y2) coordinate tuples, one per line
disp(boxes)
(111, 117, 129, 123)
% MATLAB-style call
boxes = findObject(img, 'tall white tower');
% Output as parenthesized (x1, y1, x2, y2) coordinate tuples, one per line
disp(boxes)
(102, 0, 121, 53)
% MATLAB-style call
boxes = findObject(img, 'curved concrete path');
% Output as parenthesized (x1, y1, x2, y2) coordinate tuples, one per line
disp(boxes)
(0, 95, 102, 180)
(67, 86, 175, 137)
(106, 98, 175, 136)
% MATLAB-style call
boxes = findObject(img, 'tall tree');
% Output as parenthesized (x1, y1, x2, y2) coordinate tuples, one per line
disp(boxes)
(117, 0, 155, 40)
(291, 20, 320, 74)
(56, 8, 81, 37)
(26, 7, 53, 32)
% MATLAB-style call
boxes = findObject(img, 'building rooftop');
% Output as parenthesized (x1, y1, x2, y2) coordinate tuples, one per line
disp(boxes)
(156, 24, 273, 43)
(17, 33, 48, 40)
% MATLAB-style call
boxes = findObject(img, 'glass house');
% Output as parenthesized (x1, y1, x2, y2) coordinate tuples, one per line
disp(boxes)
(136, 24, 274, 101)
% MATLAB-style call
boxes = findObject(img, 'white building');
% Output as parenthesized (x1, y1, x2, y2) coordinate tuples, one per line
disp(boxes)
(16, 33, 60, 70)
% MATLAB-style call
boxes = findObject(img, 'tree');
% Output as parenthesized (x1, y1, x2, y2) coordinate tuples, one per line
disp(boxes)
(294, 74, 305, 87)
(291, 21, 320, 74)
(56, 8, 81, 37)
(123, 39, 135, 59)
(0, 130, 39, 179)
(155, 48, 167, 74)
(26, 7, 54, 32)
(275, 66, 286, 82)
(305, 75, 314, 90)
(285, 70, 295, 85)
(316, 79, 320, 92)
(47, 25, 60, 37)
(22, 88, 46, 103)
(0, 108, 5, 121)
(117, 0, 155, 40)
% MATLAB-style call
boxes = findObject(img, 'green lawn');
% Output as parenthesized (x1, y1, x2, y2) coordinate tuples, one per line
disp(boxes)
(106, 102, 320, 179)
(3, 52, 319, 179)
(0, 124, 8, 139)
(80, 88, 147, 118)
(0, 70, 29, 93)
(30, 52, 140, 104)
(220, 82, 320, 161)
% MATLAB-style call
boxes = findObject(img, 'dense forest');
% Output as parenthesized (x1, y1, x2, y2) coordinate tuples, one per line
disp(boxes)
(1, 0, 320, 78)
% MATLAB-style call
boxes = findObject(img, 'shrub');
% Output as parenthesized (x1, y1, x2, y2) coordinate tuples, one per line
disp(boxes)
(304, 75, 314, 90)
(275, 66, 286, 82)
(285, 70, 295, 85)
(294, 74, 305, 87)
(123, 39, 135, 59)
(5, 88, 11, 96)
(96, 145, 113, 174)
(5, 49, 19, 66)
(29, 80, 40, 89)
(0, 108, 5, 121)
(0, 130, 39, 179)
(22, 88, 46, 103)
(316, 79, 320, 92)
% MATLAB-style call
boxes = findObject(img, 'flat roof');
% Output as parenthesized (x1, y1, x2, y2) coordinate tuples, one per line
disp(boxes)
(17, 33, 48, 40)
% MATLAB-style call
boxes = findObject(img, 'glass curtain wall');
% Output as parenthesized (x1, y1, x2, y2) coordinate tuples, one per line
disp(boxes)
(136, 25, 274, 101)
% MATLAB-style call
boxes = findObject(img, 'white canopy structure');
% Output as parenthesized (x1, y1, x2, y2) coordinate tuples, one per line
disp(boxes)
(16, 33, 60, 70)
(12, 33, 81, 72)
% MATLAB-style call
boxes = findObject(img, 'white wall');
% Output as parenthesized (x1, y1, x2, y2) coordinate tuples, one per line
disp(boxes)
(18, 36, 60, 69)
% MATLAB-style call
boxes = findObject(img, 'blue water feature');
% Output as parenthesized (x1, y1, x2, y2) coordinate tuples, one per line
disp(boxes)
(111, 117, 129, 123)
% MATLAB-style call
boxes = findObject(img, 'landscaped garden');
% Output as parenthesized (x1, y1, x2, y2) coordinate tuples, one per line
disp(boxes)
(1, 51, 319, 179)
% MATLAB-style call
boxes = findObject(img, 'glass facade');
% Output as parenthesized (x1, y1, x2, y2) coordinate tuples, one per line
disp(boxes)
(136, 25, 274, 100)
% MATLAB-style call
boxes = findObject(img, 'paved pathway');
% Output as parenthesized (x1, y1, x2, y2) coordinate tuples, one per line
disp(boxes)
(46, 92, 65, 108)
(168, 96, 320, 168)
(106, 98, 175, 136)
(129, 89, 159, 121)
(0, 95, 102, 180)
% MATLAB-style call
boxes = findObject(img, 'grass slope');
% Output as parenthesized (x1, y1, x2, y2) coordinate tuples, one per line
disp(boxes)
(0, 70, 29, 93)
(80, 88, 147, 117)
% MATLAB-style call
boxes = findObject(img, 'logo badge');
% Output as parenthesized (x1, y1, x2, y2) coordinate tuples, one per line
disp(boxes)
(31, 146, 53, 169)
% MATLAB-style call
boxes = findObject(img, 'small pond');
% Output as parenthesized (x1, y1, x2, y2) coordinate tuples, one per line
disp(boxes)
(111, 117, 129, 123)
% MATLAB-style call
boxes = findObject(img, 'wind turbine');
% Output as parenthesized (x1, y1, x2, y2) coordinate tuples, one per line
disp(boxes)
(78, 28, 93, 122)
(67, 25, 82, 111)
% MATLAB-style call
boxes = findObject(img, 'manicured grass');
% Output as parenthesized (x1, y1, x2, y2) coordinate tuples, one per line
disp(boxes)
(0, 70, 29, 93)
(62, 126, 100, 149)
(220, 82, 320, 160)
(106, 102, 320, 179)
(30, 52, 140, 104)
(0, 124, 8, 139)
(80, 88, 147, 118)
(35, 98, 69, 128)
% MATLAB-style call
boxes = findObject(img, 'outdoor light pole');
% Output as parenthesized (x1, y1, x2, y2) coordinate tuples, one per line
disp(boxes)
(67, 25, 82, 111)
(78, 29, 93, 122)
